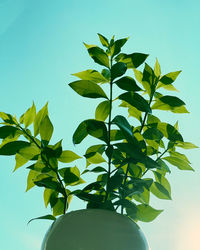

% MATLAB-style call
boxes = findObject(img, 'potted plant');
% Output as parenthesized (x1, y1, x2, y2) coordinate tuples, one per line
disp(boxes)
(0, 34, 197, 250)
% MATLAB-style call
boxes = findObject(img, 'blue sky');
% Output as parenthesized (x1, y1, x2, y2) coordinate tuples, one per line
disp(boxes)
(0, 0, 200, 249)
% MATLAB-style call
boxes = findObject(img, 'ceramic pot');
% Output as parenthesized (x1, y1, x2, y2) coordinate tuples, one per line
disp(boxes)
(41, 209, 150, 250)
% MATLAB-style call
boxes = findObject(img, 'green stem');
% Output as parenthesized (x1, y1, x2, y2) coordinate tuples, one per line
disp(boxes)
(18, 124, 68, 214)
(105, 58, 113, 202)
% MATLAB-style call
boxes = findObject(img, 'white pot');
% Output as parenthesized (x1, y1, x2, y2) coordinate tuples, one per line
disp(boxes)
(41, 209, 150, 250)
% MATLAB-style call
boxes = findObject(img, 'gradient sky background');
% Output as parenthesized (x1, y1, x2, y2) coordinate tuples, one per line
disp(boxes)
(0, 0, 200, 249)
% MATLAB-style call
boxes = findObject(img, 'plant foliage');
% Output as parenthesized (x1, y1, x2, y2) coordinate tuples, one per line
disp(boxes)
(0, 34, 197, 224)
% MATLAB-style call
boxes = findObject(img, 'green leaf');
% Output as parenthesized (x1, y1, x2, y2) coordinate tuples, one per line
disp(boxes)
(58, 150, 81, 163)
(0, 141, 30, 155)
(18, 143, 40, 160)
(43, 188, 54, 208)
(128, 106, 142, 123)
(39, 115, 53, 144)
(108, 174, 124, 191)
(27, 215, 56, 225)
(151, 182, 171, 200)
(85, 144, 106, 155)
(143, 127, 163, 141)
(0, 112, 17, 125)
(152, 96, 189, 113)
(118, 92, 151, 112)
(34, 175, 64, 194)
(156, 122, 183, 142)
(116, 53, 149, 68)
(72, 69, 107, 83)
(82, 166, 107, 174)
(72, 121, 88, 144)
(154, 58, 161, 77)
(132, 187, 150, 204)
(135, 204, 163, 222)
(115, 76, 141, 92)
(73, 120, 108, 144)
(26, 170, 39, 191)
(69, 80, 108, 99)
(133, 69, 143, 83)
(176, 141, 198, 149)
(59, 167, 80, 186)
(52, 197, 65, 216)
(21, 102, 36, 128)
(110, 62, 127, 80)
(159, 71, 181, 85)
(110, 129, 124, 141)
(97, 33, 109, 47)
(34, 103, 48, 137)
(163, 156, 194, 171)
(95, 100, 110, 121)
(85, 152, 106, 164)
(14, 153, 29, 171)
(101, 69, 111, 80)
(147, 114, 160, 124)
(110, 37, 129, 57)
(156, 159, 171, 174)
(85, 45, 109, 67)
(112, 115, 134, 143)
(0, 126, 21, 139)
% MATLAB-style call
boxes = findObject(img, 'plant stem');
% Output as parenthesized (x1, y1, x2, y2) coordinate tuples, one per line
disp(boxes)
(105, 58, 113, 202)
(18, 124, 68, 214)
(121, 163, 129, 215)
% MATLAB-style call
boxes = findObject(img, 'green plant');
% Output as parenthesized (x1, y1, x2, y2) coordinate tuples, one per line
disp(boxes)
(0, 34, 197, 224)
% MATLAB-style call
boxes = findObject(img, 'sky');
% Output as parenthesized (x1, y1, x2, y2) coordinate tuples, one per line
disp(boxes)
(0, 0, 200, 249)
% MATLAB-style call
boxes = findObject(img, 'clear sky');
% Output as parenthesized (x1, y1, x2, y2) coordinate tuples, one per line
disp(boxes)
(0, 0, 200, 249)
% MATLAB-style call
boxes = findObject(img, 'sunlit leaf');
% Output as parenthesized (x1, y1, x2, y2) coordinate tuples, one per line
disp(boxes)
(110, 37, 129, 57)
(27, 215, 56, 225)
(72, 69, 107, 83)
(163, 156, 194, 171)
(116, 53, 148, 68)
(95, 100, 110, 121)
(84, 44, 109, 67)
(21, 102, 36, 128)
(34, 103, 48, 137)
(154, 58, 161, 77)
(151, 182, 171, 200)
(26, 169, 39, 192)
(135, 204, 163, 222)
(176, 141, 198, 149)
(159, 71, 181, 85)
(58, 150, 81, 163)
(97, 33, 109, 47)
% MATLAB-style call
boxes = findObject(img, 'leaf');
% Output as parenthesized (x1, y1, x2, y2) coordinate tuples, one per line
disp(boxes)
(110, 129, 124, 141)
(72, 121, 88, 144)
(21, 102, 36, 128)
(159, 71, 181, 85)
(132, 187, 150, 204)
(152, 96, 189, 113)
(112, 115, 134, 143)
(97, 33, 109, 47)
(73, 120, 108, 144)
(135, 204, 163, 222)
(110, 62, 127, 80)
(176, 141, 198, 149)
(154, 58, 161, 77)
(58, 150, 81, 163)
(82, 166, 107, 174)
(116, 53, 149, 68)
(110, 37, 129, 57)
(0, 112, 17, 125)
(69, 80, 108, 99)
(59, 167, 80, 186)
(26, 170, 39, 191)
(85, 144, 106, 155)
(114, 76, 141, 92)
(95, 100, 110, 121)
(107, 174, 124, 191)
(39, 115, 53, 144)
(14, 153, 29, 171)
(34, 103, 48, 137)
(0, 126, 21, 139)
(151, 182, 171, 200)
(156, 122, 183, 142)
(27, 215, 56, 225)
(156, 159, 171, 174)
(52, 197, 65, 216)
(163, 156, 194, 171)
(85, 45, 109, 67)
(101, 69, 111, 80)
(128, 106, 142, 123)
(118, 92, 151, 112)
(147, 114, 160, 124)
(43, 188, 54, 208)
(0, 141, 30, 155)
(143, 127, 163, 141)
(72, 69, 107, 83)
(34, 175, 64, 194)
(85, 152, 106, 164)
(18, 143, 40, 160)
